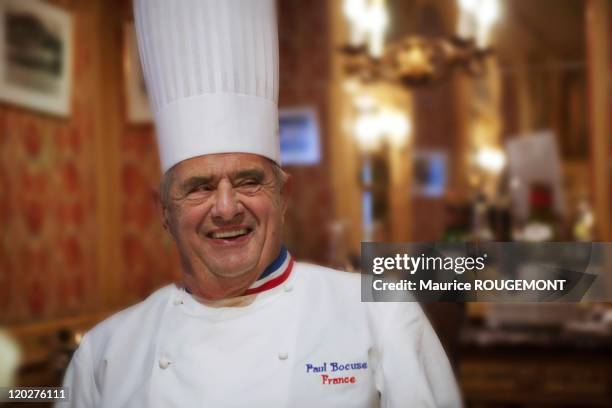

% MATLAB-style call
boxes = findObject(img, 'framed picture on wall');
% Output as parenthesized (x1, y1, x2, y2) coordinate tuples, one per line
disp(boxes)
(123, 22, 152, 124)
(279, 107, 321, 165)
(0, 0, 73, 116)
(412, 150, 447, 198)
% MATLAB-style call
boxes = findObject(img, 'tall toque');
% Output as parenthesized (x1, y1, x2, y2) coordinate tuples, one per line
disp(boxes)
(133, 0, 280, 172)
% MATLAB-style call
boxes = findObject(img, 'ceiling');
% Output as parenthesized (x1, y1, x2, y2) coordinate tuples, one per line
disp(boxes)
(385, 0, 586, 64)
(492, 0, 585, 64)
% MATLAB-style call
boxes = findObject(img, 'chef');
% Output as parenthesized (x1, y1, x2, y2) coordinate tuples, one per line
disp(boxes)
(59, 0, 462, 407)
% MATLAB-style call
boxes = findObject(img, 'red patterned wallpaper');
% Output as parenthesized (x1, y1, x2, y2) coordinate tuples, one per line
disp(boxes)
(1, 0, 99, 324)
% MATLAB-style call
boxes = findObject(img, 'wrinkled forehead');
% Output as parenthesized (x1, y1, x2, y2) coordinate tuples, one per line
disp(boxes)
(169, 153, 275, 181)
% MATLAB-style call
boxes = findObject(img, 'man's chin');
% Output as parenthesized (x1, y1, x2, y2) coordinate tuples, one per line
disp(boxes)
(207, 258, 261, 280)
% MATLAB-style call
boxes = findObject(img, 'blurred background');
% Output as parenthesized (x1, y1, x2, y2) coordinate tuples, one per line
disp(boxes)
(0, 0, 610, 406)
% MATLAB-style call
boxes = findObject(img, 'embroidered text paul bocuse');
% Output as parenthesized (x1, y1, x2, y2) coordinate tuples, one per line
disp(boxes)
(306, 361, 368, 385)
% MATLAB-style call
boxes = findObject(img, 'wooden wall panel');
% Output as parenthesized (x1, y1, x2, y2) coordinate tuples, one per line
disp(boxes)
(586, 0, 611, 241)
(278, 0, 334, 264)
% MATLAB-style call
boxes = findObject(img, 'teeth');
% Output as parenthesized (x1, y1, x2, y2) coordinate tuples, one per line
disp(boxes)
(211, 229, 248, 239)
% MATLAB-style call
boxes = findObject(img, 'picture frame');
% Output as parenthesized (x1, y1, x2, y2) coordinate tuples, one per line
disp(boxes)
(279, 107, 321, 166)
(123, 21, 152, 124)
(412, 150, 447, 198)
(0, 0, 73, 116)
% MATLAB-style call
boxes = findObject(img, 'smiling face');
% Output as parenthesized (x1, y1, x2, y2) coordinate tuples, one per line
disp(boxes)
(161, 153, 288, 299)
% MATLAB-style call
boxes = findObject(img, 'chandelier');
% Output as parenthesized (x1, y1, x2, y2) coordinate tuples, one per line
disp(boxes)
(340, 0, 501, 87)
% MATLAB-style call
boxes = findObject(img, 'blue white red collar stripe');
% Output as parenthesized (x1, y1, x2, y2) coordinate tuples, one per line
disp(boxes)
(243, 247, 293, 295)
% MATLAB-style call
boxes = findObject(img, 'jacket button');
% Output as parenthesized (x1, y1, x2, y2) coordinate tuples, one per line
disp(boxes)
(159, 357, 171, 369)
(278, 352, 288, 360)
(173, 298, 183, 305)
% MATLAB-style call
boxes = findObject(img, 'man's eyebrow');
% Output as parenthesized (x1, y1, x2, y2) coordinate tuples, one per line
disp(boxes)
(178, 175, 214, 193)
(233, 168, 266, 181)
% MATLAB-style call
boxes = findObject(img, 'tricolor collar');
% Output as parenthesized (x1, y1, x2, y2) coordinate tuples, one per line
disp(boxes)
(243, 246, 293, 295)
(183, 247, 294, 297)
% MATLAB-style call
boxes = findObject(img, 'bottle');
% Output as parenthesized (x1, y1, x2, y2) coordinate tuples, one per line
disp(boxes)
(572, 196, 595, 241)
(491, 170, 513, 242)
(521, 183, 559, 242)
(471, 191, 494, 242)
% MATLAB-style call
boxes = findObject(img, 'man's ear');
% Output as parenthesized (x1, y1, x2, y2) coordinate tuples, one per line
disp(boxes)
(152, 189, 172, 233)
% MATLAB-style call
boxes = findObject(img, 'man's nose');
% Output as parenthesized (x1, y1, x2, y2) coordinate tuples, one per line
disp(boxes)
(211, 180, 242, 221)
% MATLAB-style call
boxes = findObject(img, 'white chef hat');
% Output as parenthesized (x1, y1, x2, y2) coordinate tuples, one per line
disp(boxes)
(133, 0, 280, 173)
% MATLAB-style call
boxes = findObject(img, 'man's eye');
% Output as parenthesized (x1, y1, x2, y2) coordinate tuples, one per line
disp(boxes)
(236, 179, 262, 192)
(192, 184, 215, 193)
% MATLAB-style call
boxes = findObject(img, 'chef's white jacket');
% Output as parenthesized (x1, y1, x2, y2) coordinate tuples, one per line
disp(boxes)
(59, 263, 462, 407)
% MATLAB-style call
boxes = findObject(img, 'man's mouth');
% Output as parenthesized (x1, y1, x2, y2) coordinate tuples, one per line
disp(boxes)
(207, 227, 253, 241)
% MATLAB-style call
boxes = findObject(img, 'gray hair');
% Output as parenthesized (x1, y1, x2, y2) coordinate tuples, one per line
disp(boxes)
(159, 168, 175, 208)
(271, 162, 289, 189)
